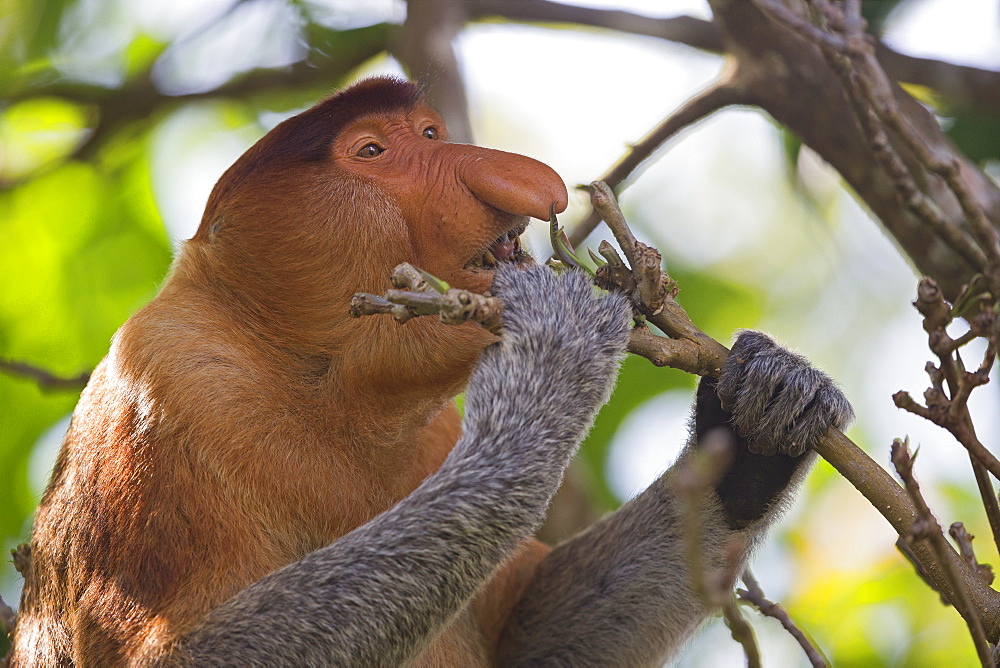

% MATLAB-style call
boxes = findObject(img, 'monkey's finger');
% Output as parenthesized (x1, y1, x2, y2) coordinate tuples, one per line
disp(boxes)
(783, 384, 855, 453)
(750, 369, 825, 456)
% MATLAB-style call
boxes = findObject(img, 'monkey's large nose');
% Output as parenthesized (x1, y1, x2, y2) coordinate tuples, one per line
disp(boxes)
(455, 145, 568, 220)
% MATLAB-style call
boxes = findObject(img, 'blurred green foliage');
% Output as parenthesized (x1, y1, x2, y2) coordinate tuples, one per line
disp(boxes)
(0, 109, 173, 658)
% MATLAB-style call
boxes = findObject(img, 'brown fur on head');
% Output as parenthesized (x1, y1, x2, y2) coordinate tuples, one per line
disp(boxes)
(182, 77, 567, 378)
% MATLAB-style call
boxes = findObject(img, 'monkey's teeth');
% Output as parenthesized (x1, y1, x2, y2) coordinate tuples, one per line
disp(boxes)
(467, 225, 527, 271)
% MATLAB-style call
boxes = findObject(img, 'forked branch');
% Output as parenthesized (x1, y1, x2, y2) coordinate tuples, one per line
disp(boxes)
(892, 277, 1000, 558)
(891, 439, 993, 665)
(738, 570, 827, 667)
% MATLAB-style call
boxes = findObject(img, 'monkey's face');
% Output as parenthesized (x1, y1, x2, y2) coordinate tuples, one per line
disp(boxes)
(332, 104, 568, 294)
(195, 78, 567, 349)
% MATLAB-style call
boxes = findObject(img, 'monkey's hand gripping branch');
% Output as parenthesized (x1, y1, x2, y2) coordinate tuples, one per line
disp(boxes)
(582, 183, 1000, 637)
(349, 182, 1000, 635)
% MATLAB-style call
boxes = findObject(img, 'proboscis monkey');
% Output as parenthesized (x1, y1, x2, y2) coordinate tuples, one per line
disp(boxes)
(11, 77, 851, 667)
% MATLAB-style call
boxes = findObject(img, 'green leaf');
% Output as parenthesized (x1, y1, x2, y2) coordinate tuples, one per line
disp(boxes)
(946, 107, 1000, 163)
(549, 206, 596, 278)
(415, 268, 450, 294)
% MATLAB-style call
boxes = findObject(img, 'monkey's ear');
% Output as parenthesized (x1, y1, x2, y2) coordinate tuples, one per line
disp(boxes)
(208, 217, 225, 244)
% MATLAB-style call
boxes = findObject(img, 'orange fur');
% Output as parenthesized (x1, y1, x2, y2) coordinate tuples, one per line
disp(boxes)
(12, 77, 567, 666)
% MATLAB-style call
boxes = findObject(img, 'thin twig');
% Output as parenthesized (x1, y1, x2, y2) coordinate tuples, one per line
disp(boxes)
(590, 184, 671, 317)
(0, 359, 90, 392)
(718, 538, 760, 668)
(895, 537, 948, 603)
(968, 460, 1000, 559)
(589, 182, 730, 372)
(674, 432, 736, 603)
(891, 439, 993, 666)
(4, 24, 390, 165)
(467, 1, 724, 52)
(738, 570, 828, 667)
(892, 279, 1000, 503)
(350, 264, 504, 335)
(950, 523, 995, 586)
(893, 392, 1000, 482)
(569, 80, 745, 247)
(906, 279, 1000, 552)
(674, 432, 761, 667)
(352, 275, 720, 376)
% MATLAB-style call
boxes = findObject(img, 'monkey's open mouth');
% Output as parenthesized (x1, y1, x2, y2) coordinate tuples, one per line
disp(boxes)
(466, 222, 529, 270)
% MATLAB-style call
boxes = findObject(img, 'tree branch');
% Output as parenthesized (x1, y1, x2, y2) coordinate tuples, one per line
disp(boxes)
(708, 0, 1000, 300)
(779, 0, 1000, 292)
(0, 359, 90, 392)
(466, 1, 723, 52)
(950, 523, 995, 587)
(589, 184, 1000, 638)
(568, 78, 746, 247)
(874, 43, 1000, 119)
(674, 432, 761, 668)
(393, 0, 473, 143)
(891, 439, 993, 666)
(4, 23, 392, 162)
(466, 1, 1000, 117)
(738, 570, 827, 667)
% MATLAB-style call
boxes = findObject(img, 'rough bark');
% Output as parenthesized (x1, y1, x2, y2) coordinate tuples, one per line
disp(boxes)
(708, 0, 1000, 300)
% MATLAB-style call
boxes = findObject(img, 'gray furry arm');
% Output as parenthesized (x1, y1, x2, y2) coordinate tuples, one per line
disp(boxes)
(498, 473, 737, 667)
(498, 331, 853, 667)
(166, 265, 631, 667)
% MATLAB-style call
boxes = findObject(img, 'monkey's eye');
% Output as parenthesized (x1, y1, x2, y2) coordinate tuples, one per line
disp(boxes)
(357, 143, 384, 158)
(421, 127, 439, 140)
